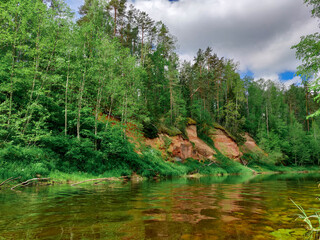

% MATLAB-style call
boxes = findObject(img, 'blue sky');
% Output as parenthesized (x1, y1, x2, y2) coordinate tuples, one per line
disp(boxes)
(65, 0, 318, 85)
(279, 71, 295, 82)
(65, 0, 83, 14)
(240, 70, 254, 79)
(239, 70, 297, 82)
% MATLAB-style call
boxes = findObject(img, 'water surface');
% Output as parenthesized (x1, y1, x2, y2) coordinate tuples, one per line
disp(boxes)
(1, 173, 320, 239)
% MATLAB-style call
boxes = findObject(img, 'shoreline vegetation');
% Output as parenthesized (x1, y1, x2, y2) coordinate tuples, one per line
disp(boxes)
(1, 0, 320, 187)
(1, 166, 320, 192)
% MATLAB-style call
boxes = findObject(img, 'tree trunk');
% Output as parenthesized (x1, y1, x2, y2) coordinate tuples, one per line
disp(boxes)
(7, 11, 21, 128)
(106, 96, 114, 130)
(141, 26, 144, 63)
(305, 86, 310, 132)
(94, 76, 105, 149)
(246, 94, 249, 117)
(114, 7, 117, 36)
(77, 65, 86, 140)
(29, 23, 41, 103)
(217, 78, 220, 121)
(170, 80, 174, 125)
(65, 54, 70, 136)
(266, 104, 269, 138)
(22, 29, 59, 135)
(8, 46, 16, 127)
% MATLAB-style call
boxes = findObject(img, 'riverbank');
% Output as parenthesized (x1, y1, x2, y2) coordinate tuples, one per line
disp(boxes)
(1, 162, 319, 190)
(1, 123, 318, 187)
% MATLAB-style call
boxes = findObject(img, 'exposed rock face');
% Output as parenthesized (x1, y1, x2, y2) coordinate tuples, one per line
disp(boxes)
(143, 124, 266, 163)
(145, 135, 193, 160)
(186, 125, 216, 160)
(241, 133, 266, 155)
(209, 128, 242, 162)
(170, 135, 194, 160)
(145, 125, 216, 161)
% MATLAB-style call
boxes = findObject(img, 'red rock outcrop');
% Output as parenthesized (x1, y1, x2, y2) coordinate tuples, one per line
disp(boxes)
(144, 125, 265, 163)
(170, 135, 194, 160)
(241, 133, 266, 155)
(145, 125, 216, 161)
(186, 125, 216, 160)
(209, 128, 242, 162)
(145, 134, 194, 160)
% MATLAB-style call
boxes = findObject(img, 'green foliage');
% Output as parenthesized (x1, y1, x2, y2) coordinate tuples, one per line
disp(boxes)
(291, 199, 320, 239)
(0, 144, 55, 180)
(157, 123, 182, 136)
(216, 153, 252, 174)
(187, 118, 197, 125)
(137, 148, 186, 177)
(177, 158, 227, 175)
(162, 135, 172, 150)
(142, 122, 158, 139)
(221, 101, 245, 143)
(292, 1, 320, 118)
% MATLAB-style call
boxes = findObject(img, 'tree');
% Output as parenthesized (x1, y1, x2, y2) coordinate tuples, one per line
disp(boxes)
(135, 10, 154, 63)
(108, 0, 127, 36)
(292, 0, 320, 117)
(221, 101, 245, 143)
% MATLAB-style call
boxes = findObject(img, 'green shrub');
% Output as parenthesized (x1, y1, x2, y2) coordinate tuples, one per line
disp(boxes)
(142, 122, 158, 139)
(137, 148, 186, 177)
(178, 158, 227, 175)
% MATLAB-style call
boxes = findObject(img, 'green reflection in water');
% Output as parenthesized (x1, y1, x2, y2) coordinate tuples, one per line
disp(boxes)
(1, 173, 320, 239)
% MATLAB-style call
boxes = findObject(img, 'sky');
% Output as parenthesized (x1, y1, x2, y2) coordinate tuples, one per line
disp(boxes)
(65, 0, 319, 85)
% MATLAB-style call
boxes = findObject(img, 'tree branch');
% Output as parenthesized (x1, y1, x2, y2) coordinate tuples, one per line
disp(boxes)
(11, 178, 50, 190)
(0, 176, 21, 187)
(190, 87, 201, 98)
(71, 178, 116, 186)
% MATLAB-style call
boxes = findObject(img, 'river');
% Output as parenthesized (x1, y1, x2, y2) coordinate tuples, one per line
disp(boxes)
(1, 173, 320, 239)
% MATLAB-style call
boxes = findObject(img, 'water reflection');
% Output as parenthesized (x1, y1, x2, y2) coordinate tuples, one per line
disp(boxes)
(1, 173, 320, 239)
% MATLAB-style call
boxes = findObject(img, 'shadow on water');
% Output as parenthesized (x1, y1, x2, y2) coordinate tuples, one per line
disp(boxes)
(1, 173, 320, 239)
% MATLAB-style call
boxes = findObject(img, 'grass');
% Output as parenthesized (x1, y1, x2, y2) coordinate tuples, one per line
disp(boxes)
(247, 159, 320, 173)
(291, 199, 320, 239)
(48, 171, 110, 183)
(177, 158, 227, 175)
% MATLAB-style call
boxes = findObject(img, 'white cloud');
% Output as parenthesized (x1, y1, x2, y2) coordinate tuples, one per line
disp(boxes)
(133, 0, 319, 80)
(256, 74, 302, 89)
(65, 0, 319, 81)
(282, 76, 303, 88)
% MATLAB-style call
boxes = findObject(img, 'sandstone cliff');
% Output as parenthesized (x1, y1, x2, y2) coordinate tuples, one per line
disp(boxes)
(145, 125, 216, 161)
(144, 124, 263, 163)
(208, 128, 242, 162)
(241, 133, 266, 155)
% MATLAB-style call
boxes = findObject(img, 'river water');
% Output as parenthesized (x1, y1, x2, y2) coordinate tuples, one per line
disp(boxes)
(1, 173, 320, 239)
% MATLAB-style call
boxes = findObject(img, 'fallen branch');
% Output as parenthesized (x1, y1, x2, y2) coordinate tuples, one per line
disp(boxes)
(11, 178, 50, 190)
(204, 160, 219, 167)
(71, 178, 116, 186)
(0, 176, 21, 187)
